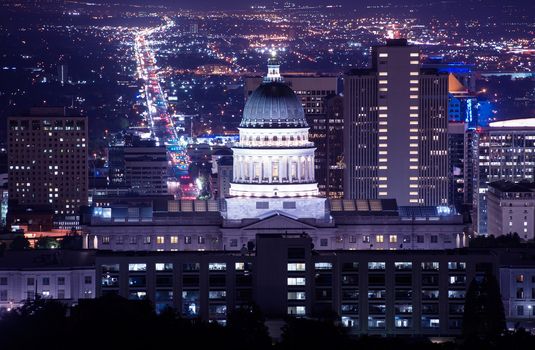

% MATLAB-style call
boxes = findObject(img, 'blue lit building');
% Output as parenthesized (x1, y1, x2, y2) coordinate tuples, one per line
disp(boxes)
(422, 57, 481, 129)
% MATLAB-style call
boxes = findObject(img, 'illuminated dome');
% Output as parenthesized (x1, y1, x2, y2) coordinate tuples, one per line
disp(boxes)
(240, 82, 308, 128)
(225, 54, 326, 221)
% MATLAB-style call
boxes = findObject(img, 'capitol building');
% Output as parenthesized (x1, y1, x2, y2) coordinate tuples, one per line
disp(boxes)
(83, 58, 468, 252)
(226, 55, 326, 220)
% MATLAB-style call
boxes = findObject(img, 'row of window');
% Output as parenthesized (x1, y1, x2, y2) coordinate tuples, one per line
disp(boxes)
(101, 262, 251, 274)
(0, 276, 92, 286)
(102, 235, 207, 245)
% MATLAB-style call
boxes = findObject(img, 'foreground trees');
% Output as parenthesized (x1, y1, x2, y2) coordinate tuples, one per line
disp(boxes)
(0, 295, 532, 350)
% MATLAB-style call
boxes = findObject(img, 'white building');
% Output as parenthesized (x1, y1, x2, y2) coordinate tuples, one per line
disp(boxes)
(499, 250, 535, 331)
(475, 119, 535, 234)
(487, 181, 535, 240)
(0, 250, 96, 310)
(226, 54, 327, 220)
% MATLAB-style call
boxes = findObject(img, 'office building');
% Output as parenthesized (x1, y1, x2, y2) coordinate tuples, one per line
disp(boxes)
(422, 57, 478, 128)
(448, 122, 467, 212)
(315, 94, 344, 198)
(7, 107, 88, 215)
(95, 233, 496, 335)
(216, 156, 233, 199)
(109, 140, 168, 195)
(344, 39, 449, 206)
(487, 181, 535, 240)
(244, 57, 340, 198)
(499, 249, 535, 330)
(0, 250, 95, 310)
(474, 118, 535, 234)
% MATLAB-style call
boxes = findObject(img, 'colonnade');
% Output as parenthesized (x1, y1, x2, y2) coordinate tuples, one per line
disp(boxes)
(232, 154, 315, 183)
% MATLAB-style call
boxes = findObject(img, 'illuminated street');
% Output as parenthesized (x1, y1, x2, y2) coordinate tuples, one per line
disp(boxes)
(133, 19, 191, 195)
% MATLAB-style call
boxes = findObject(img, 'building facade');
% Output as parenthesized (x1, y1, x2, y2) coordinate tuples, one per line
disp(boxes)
(7, 107, 88, 215)
(94, 234, 496, 335)
(0, 250, 95, 310)
(109, 142, 168, 195)
(344, 39, 449, 206)
(448, 122, 467, 212)
(474, 119, 535, 234)
(487, 181, 535, 240)
(83, 198, 468, 252)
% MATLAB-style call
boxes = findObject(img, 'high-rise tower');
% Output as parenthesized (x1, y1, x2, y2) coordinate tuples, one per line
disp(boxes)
(344, 39, 448, 206)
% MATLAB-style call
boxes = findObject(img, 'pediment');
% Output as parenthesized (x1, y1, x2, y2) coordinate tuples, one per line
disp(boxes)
(241, 212, 318, 231)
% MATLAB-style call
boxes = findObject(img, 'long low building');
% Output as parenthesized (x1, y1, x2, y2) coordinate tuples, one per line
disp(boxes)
(0, 250, 96, 309)
(2, 242, 533, 337)
(82, 199, 469, 252)
(93, 234, 496, 336)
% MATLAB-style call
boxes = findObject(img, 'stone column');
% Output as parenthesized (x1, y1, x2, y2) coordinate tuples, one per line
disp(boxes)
(278, 156, 283, 182)
(240, 156, 244, 181)
(268, 156, 272, 183)
(297, 157, 301, 182)
(249, 157, 253, 183)
(309, 155, 314, 181)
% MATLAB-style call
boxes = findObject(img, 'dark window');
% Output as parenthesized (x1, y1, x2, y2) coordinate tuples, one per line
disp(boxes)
(283, 202, 296, 209)
(256, 202, 269, 209)
(209, 275, 226, 287)
(288, 248, 305, 259)
(368, 274, 385, 286)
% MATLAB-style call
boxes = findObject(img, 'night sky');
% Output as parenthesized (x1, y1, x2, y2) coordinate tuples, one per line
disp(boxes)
(88, 0, 535, 10)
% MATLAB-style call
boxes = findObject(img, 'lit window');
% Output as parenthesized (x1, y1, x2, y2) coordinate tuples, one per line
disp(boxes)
(156, 263, 173, 271)
(368, 262, 386, 270)
(128, 263, 146, 272)
(379, 53, 388, 58)
(287, 263, 306, 271)
(389, 235, 398, 243)
(156, 236, 165, 244)
(170, 236, 178, 244)
(209, 263, 226, 271)
(376, 235, 384, 243)
(287, 292, 306, 300)
(287, 306, 306, 315)
(287, 277, 306, 286)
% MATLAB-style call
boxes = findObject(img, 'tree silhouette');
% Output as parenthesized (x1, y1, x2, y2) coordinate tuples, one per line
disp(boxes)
(462, 272, 506, 342)
(9, 235, 30, 250)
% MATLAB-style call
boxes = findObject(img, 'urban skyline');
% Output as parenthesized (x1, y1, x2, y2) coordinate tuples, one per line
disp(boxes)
(0, 1, 534, 349)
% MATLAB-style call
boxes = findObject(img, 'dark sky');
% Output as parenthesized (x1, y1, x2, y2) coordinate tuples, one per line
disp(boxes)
(89, 0, 534, 10)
